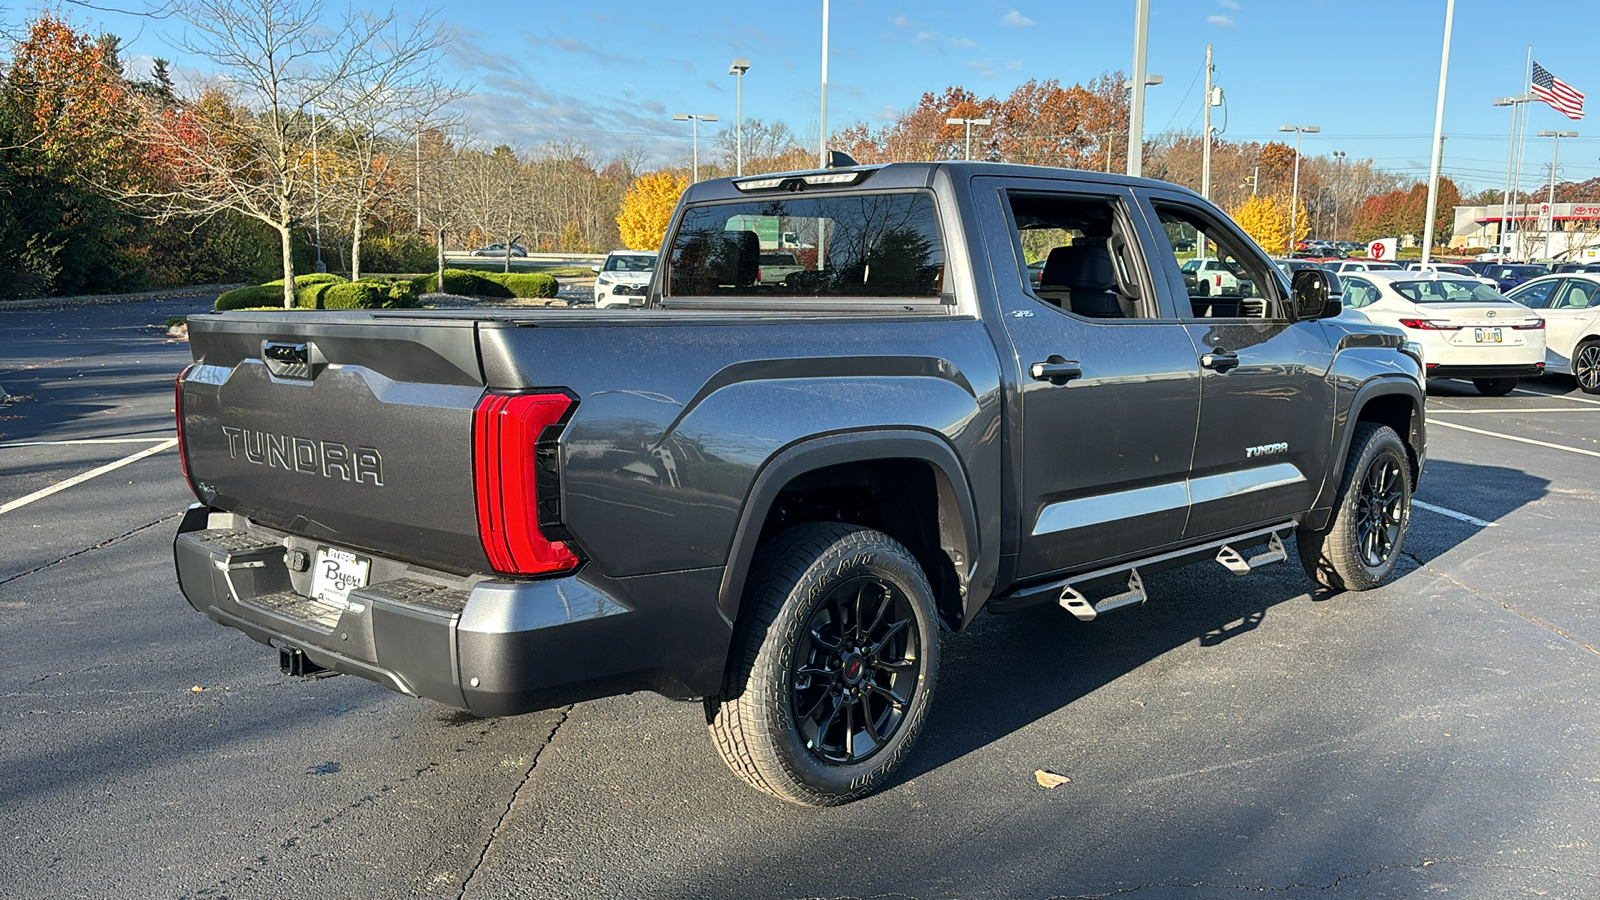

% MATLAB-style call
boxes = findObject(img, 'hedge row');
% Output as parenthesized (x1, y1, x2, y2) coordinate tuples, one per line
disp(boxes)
(215, 273, 420, 311)
(411, 268, 559, 299)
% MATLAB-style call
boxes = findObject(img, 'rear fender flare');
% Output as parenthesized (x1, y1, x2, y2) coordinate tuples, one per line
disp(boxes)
(716, 429, 982, 629)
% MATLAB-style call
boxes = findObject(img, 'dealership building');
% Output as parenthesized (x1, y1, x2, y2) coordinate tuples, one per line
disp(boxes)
(1452, 201, 1600, 259)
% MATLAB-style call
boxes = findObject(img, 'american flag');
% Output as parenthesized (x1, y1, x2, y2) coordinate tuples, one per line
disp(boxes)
(1532, 61, 1585, 120)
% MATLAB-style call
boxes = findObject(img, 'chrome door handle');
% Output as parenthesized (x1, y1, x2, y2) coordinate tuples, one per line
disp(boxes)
(1200, 350, 1239, 371)
(1029, 357, 1082, 385)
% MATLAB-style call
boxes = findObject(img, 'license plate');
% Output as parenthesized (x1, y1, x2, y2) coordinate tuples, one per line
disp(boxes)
(1474, 328, 1503, 343)
(311, 547, 370, 607)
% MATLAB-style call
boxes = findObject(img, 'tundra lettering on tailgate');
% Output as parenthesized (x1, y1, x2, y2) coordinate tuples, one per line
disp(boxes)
(219, 425, 384, 486)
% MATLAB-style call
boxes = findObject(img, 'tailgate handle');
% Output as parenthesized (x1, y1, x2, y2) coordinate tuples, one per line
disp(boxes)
(262, 341, 320, 379)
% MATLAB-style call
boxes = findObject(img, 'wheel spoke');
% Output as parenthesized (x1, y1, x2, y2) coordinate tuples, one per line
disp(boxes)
(864, 585, 890, 636)
(873, 657, 915, 672)
(868, 683, 908, 709)
(870, 617, 909, 654)
(795, 664, 834, 680)
(808, 627, 840, 653)
(842, 699, 856, 758)
(797, 687, 829, 721)
(852, 583, 867, 642)
(861, 699, 881, 745)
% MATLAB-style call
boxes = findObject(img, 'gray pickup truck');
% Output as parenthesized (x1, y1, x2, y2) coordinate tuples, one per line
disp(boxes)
(174, 161, 1425, 806)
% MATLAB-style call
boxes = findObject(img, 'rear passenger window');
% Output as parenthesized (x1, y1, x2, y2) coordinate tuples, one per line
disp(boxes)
(1004, 192, 1156, 319)
(666, 192, 944, 301)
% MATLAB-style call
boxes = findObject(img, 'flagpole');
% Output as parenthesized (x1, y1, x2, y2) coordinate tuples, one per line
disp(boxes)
(1512, 45, 1533, 261)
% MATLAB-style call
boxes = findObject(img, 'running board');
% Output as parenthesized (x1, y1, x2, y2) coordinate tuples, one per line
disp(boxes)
(991, 521, 1297, 618)
(1058, 568, 1145, 621)
(1215, 532, 1287, 575)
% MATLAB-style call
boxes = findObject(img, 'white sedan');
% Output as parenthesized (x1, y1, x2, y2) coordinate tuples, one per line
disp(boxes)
(1339, 271, 1546, 395)
(1505, 273, 1600, 393)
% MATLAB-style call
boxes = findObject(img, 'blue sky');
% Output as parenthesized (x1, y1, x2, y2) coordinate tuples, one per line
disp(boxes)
(83, 0, 1599, 193)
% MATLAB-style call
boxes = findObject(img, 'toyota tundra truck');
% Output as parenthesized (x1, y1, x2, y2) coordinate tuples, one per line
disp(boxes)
(173, 160, 1426, 806)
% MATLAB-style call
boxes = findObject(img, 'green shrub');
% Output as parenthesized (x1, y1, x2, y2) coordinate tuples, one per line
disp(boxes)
(359, 233, 435, 273)
(412, 267, 515, 298)
(487, 272, 559, 298)
(320, 282, 387, 309)
(294, 281, 338, 308)
(263, 272, 344, 287)
(216, 284, 285, 310)
(385, 280, 418, 307)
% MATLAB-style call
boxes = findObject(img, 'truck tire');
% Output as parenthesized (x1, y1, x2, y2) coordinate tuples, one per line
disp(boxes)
(1297, 423, 1412, 592)
(1473, 377, 1518, 396)
(707, 523, 939, 806)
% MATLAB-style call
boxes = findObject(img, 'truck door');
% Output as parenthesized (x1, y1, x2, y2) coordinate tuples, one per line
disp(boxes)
(971, 176, 1202, 580)
(1132, 189, 1336, 540)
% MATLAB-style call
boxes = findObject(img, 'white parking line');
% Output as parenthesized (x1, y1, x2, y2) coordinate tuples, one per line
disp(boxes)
(1427, 418, 1600, 459)
(1512, 388, 1600, 406)
(1413, 500, 1498, 528)
(1428, 407, 1600, 414)
(0, 437, 176, 449)
(0, 439, 178, 516)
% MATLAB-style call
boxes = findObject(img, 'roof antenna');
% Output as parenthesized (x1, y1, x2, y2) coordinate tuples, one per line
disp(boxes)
(826, 150, 858, 169)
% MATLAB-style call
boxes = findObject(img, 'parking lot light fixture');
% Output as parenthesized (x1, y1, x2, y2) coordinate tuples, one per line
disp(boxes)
(729, 59, 750, 176)
(1280, 125, 1319, 255)
(674, 113, 719, 183)
(1495, 93, 1538, 252)
(945, 116, 992, 161)
(1537, 130, 1579, 252)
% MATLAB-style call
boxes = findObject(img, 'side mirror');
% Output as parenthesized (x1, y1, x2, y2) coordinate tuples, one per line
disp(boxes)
(590, 265, 601, 274)
(1291, 268, 1331, 321)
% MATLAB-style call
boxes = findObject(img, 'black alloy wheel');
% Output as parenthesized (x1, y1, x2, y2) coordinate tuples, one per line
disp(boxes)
(1297, 423, 1412, 592)
(708, 523, 940, 806)
(790, 576, 919, 765)
(1575, 340, 1600, 394)
(1354, 452, 1406, 569)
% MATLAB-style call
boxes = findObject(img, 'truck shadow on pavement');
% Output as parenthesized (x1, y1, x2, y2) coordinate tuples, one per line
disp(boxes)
(897, 456, 1548, 790)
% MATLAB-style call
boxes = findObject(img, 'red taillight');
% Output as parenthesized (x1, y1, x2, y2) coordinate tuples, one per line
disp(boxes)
(175, 366, 202, 501)
(1397, 318, 1463, 331)
(473, 391, 580, 576)
(1512, 318, 1545, 330)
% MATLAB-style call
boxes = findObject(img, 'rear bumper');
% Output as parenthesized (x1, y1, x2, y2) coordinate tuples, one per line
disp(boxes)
(174, 506, 731, 716)
(1426, 363, 1545, 380)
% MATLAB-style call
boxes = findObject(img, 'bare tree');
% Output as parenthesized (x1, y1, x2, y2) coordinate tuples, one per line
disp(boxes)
(416, 124, 468, 289)
(119, 0, 389, 308)
(321, 11, 462, 279)
(455, 143, 528, 273)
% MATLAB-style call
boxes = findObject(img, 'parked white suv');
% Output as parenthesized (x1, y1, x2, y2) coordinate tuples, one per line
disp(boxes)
(592, 250, 658, 308)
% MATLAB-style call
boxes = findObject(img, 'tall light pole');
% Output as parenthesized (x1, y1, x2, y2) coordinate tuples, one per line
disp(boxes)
(1331, 150, 1346, 240)
(1279, 124, 1319, 255)
(674, 113, 718, 183)
(945, 116, 992, 160)
(1127, 0, 1152, 177)
(819, 0, 830, 168)
(1538, 129, 1578, 258)
(1419, 0, 1455, 264)
(1494, 93, 1536, 255)
(729, 58, 750, 176)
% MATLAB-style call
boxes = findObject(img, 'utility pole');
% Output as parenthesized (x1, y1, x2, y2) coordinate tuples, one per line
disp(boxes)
(1104, 127, 1115, 173)
(1420, 0, 1455, 264)
(1201, 45, 1214, 201)
(1280, 125, 1319, 254)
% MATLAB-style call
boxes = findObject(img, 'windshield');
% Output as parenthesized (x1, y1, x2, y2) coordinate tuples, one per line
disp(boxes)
(1181, 259, 1205, 272)
(604, 254, 656, 272)
(1392, 279, 1509, 304)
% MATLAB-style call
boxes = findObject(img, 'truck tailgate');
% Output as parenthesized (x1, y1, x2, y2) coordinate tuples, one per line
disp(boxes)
(180, 312, 492, 573)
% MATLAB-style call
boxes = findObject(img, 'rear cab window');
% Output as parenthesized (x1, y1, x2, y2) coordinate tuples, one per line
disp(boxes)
(665, 190, 947, 309)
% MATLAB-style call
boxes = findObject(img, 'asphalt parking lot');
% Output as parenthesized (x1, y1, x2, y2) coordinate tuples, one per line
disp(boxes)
(2, 296, 1598, 899)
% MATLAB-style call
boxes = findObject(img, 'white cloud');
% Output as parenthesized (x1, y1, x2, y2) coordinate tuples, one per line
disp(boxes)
(1002, 10, 1035, 28)
(1208, 14, 1235, 27)
(914, 31, 936, 45)
(949, 37, 979, 49)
